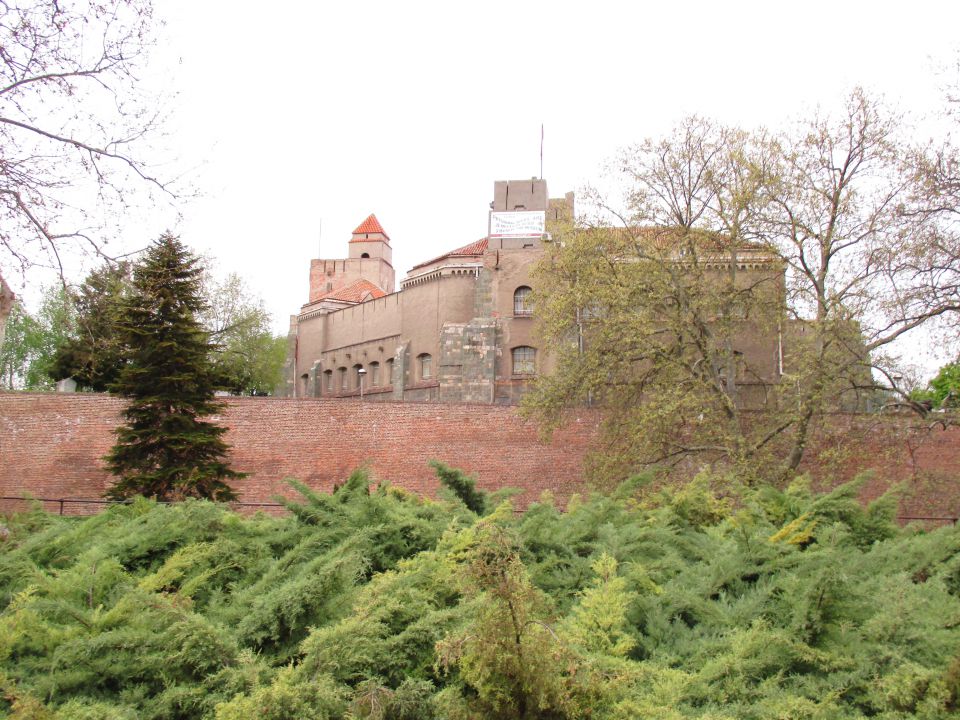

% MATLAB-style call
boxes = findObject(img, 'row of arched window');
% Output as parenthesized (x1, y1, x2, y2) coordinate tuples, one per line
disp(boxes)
(415, 347, 537, 380)
(322, 358, 395, 394)
(317, 345, 537, 395)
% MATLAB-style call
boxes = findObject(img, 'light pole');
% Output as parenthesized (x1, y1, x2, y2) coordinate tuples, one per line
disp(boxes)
(358, 367, 367, 400)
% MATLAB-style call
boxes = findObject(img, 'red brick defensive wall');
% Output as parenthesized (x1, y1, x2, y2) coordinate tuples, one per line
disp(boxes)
(1, 392, 957, 521)
(0, 393, 600, 512)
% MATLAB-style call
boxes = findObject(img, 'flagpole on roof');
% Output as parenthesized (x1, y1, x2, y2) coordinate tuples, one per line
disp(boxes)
(540, 124, 544, 179)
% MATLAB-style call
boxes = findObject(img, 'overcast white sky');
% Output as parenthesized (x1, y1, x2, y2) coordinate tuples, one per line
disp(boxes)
(38, 1, 960, 372)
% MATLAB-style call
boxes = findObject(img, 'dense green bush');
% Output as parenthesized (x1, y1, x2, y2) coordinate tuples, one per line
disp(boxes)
(1, 469, 958, 718)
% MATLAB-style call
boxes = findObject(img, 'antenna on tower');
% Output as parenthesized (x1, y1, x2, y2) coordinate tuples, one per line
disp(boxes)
(540, 124, 544, 179)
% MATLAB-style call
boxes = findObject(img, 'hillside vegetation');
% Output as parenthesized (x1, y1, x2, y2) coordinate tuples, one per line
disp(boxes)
(1, 468, 958, 719)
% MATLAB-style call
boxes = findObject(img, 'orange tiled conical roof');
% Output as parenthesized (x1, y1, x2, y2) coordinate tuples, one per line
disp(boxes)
(350, 214, 390, 242)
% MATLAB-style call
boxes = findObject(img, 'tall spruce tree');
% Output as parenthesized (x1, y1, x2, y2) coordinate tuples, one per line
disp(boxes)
(105, 235, 242, 501)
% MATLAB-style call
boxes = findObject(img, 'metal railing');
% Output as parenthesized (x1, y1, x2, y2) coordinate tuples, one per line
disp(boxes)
(0, 496, 286, 516)
(895, 515, 959, 525)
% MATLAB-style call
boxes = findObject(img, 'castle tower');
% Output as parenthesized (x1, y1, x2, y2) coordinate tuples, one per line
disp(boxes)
(488, 178, 550, 250)
(306, 213, 396, 305)
(349, 214, 393, 266)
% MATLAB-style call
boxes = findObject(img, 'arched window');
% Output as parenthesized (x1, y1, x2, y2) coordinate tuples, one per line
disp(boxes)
(418, 353, 432, 381)
(338, 367, 348, 391)
(369, 361, 380, 387)
(299, 373, 309, 396)
(353, 363, 364, 389)
(324, 369, 333, 394)
(385, 358, 394, 385)
(514, 286, 533, 316)
(361, 252, 370, 258)
(512, 346, 536, 375)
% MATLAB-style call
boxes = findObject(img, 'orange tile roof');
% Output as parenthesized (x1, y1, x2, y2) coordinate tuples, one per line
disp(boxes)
(410, 238, 488, 271)
(318, 279, 387, 303)
(350, 214, 390, 242)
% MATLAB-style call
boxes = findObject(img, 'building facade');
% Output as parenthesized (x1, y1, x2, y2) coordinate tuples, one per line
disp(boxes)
(281, 178, 792, 406)
(282, 179, 576, 403)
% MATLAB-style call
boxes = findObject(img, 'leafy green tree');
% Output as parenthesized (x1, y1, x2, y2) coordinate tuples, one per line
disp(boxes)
(0, 301, 41, 389)
(528, 92, 960, 484)
(0, 287, 74, 390)
(49, 263, 286, 395)
(201, 272, 287, 395)
(915, 361, 960, 408)
(47, 262, 132, 391)
(104, 235, 242, 501)
(436, 507, 586, 719)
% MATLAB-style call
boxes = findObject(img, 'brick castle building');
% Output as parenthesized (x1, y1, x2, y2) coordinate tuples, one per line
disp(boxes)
(281, 178, 790, 406)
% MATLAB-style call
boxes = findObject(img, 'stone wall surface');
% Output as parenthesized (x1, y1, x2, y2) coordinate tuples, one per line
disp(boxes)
(1, 392, 957, 521)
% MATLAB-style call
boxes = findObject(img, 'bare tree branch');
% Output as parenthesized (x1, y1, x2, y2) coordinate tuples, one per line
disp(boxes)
(0, 0, 175, 348)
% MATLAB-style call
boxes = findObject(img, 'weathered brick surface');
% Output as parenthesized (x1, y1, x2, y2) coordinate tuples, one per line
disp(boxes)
(1, 393, 957, 522)
(0, 393, 600, 510)
(801, 414, 960, 522)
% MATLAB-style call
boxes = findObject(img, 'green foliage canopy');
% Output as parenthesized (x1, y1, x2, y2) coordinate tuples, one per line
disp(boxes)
(48, 261, 132, 392)
(915, 361, 960, 409)
(47, 262, 286, 395)
(200, 271, 287, 396)
(527, 92, 960, 484)
(1, 466, 959, 719)
(0, 287, 74, 390)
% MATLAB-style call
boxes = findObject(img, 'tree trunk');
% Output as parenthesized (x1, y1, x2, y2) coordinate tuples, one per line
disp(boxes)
(0, 273, 15, 351)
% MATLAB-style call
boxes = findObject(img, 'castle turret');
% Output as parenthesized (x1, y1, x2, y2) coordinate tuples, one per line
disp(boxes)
(306, 213, 395, 305)
(348, 214, 393, 266)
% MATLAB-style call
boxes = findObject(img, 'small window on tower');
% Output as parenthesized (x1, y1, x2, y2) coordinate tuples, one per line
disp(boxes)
(361, 252, 370, 258)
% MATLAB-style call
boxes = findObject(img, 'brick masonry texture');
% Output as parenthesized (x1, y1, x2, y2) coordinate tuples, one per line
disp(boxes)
(1, 392, 957, 521)
(0, 393, 599, 511)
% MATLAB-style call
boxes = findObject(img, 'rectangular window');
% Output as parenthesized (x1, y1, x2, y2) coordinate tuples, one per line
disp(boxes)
(419, 354, 432, 380)
(512, 346, 536, 375)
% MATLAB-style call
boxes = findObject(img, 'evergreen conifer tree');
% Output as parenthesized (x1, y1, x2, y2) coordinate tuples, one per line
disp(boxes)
(104, 235, 242, 501)
(48, 261, 132, 391)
